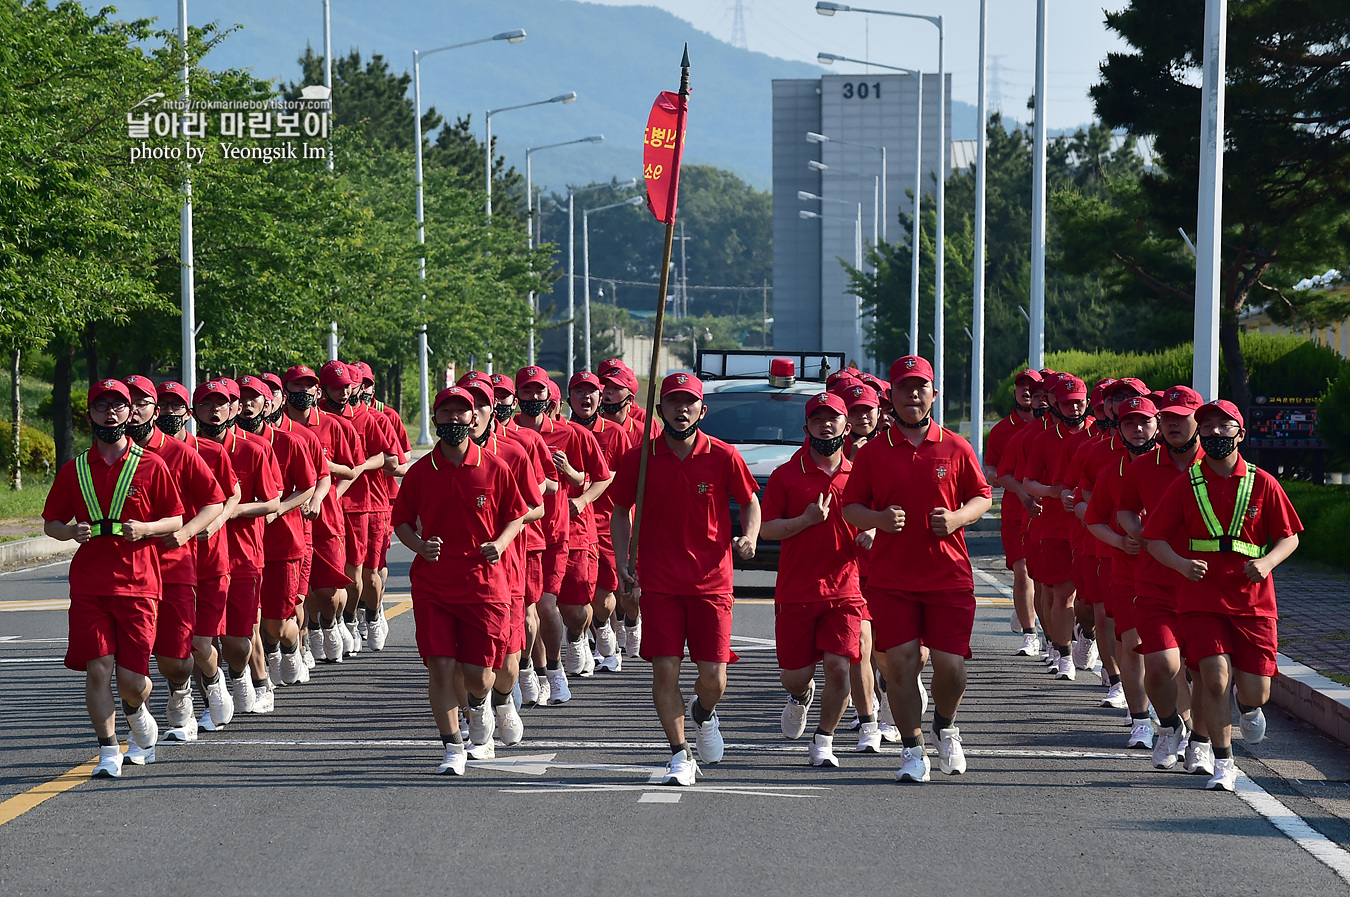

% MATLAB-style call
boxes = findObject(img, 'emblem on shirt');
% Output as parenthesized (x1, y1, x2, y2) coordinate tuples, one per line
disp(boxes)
(697, 482, 711, 495)
(476, 495, 488, 508)
(1246, 502, 1259, 520)
(935, 464, 949, 480)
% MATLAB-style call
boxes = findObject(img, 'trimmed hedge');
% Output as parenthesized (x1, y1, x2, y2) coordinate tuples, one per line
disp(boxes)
(0, 421, 56, 474)
(1280, 480, 1350, 571)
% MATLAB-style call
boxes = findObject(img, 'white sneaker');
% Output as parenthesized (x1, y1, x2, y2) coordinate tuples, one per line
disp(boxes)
(124, 741, 155, 765)
(437, 743, 467, 776)
(856, 720, 882, 753)
(166, 686, 194, 729)
(510, 679, 523, 711)
(1152, 720, 1186, 770)
(545, 669, 571, 704)
(1015, 632, 1041, 657)
(231, 674, 256, 713)
(1100, 682, 1128, 709)
(688, 697, 725, 764)
(295, 654, 311, 683)
(304, 633, 321, 667)
(163, 713, 198, 743)
(267, 650, 283, 686)
(595, 622, 618, 658)
(1239, 707, 1267, 745)
(625, 621, 642, 658)
(251, 682, 275, 714)
(467, 699, 495, 746)
(579, 645, 596, 678)
(519, 669, 541, 706)
(322, 625, 344, 663)
(879, 724, 902, 744)
(279, 650, 303, 686)
(1206, 757, 1238, 792)
(809, 733, 839, 767)
(895, 745, 930, 783)
(1010, 610, 1022, 634)
(1185, 740, 1216, 776)
(1071, 624, 1097, 670)
(781, 680, 815, 739)
(357, 614, 368, 642)
(466, 739, 496, 760)
(879, 687, 897, 730)
(535, 672, 552, 706)
(918, 676, 929, 716)
(936, 726, 967, 775)
(343, 619, 362, 654)
(91, 745, 124, 778)
(368, 614, 389, 651)
(1127, 719, 1155, 749)
(563, 633, 587, 675)
(1055, 655, 1076, 681)
(127, 703, 158, 751)
(662, 749, 698, 786)
(597, 653, 621, 672)
(495, 701, 524, 746)
(198, 706, 218, 731)
(204, 675, 233, 727)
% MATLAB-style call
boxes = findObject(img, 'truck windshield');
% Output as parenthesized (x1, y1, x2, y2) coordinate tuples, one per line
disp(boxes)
(700, 391, 812, 446)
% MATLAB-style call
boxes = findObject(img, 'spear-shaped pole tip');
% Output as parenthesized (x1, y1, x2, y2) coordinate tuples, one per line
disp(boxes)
(681, 43, 690, 68)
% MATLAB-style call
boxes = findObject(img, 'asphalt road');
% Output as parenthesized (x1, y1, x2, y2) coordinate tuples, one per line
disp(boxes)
(2, 533, 1349, 896)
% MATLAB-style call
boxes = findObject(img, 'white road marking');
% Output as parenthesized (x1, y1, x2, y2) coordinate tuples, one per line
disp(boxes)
(0, 636, 67, 643)
(638, 791, 681, 803)
(0, 657, 64, 664)
(0, 559, 71, 577)
(466, 752, 666, 779)
(1236, 772, 1350, 885)
(500, 782, 825, 798)
(973, 567, 1014, 597)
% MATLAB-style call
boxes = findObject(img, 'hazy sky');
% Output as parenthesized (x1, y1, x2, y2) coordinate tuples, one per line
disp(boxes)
(583, 0, 1130, 129)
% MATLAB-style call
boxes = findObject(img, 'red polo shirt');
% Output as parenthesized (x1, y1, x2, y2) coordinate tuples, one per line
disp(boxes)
(184, 434, 237, 580)
(261, 424, 318, 562)
(44, 441, 183, 598)
(378, 403, 410, 503)
(220, 428, 284, 576)
(292, 407, 352, 539)
(518, 415, 604, 551)
(1143, 456, 1301, 618)
(1070, 433, 1129, 556)
(998, 415, 1053, 539)
(341, 403, 395, 513)
(391, 441, 529, 604)
(841, 423, 990, 595)
(480, 431, 545, 598)
(143, 429, 226, 585)
(985, 411, 1033, 525)
(1022, 420, 1089, 541)
(572, 416, 631, 546)
(762, 445, 860, 603)
(610, 430, 758, 596)
(1084, 455, 1137, 580)
(1117, 446, 1202, 598)
(496, 419, 552, 553)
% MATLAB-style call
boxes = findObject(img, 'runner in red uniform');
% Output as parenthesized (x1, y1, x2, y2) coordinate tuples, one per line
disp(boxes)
(985, 369, 1041, 657)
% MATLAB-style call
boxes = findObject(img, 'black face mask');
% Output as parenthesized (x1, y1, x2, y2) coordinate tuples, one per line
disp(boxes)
(1100, 417, 1119, 430)
(157, 413, 185, 436)
(600, 399, 629, 417)
(493, 404, 515, 423)
(851, 425, 875, 441)
(236, 414, 265, 434)
(1199, 434, 1238, 459)
(1125, 435, 1158, 456)
(266, 406, 285, 426)
(897, 414, 931, 430)
(92, 421, 127, 444)
(361, 393, 374, 405)
(126, 419, 156, 442)
(661, 414, 700, 441)
(287, 390, 317, 411)
(1063, 411, 1089, 427)
(436, 422, 471, 445)
(321, 395, 348, 413)
(809, 434, 846, 456)
(519, 399, 550, 417)
(195, 417, 228, 438)
(572, 410, 598, 428)
(1032, 405, 1048, 419)
(224, 415, 239, 430)
(471, 426, 492, 447)
(1167, 430, 1200, 454)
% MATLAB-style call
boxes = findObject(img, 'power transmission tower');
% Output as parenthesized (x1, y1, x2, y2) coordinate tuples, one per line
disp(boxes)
(988, 54, 1006, 114)
(730, 0, 748, 50)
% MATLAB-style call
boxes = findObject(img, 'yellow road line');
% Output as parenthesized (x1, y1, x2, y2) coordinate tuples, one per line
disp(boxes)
(0, 599, 70, 612)
(0, 747, 123, 827)
(384, 599, 412, 620)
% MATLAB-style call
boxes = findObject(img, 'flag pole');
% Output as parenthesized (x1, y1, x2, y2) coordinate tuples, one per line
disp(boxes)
(629, 44, 690, 583)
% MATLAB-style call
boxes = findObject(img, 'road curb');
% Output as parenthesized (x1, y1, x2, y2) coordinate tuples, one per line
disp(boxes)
(0, 535, 76, 567)
(1272, 653, 1350, 749)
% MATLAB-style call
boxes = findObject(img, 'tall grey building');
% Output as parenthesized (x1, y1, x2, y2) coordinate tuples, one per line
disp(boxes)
(772, 73, 952, 373)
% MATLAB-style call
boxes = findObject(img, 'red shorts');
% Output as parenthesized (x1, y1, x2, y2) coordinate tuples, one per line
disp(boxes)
(597, 547, 620, 593)
(378, 529, 391, 570)
(525, 552, 544, 606)
(639, 592, 737, 663)
(225, 574, 261, 638)
(298, 549, 313, 602)
(66, 593, 157, 677)
(1177, 612, 1278, 677)
(506, 596, 526, 656)
(361, 512, 387, 569)
(1000, 515, 1029, 569)
(261, 559, 303, 621)
(412, 597, 510, 669)
(1105, 581, 1138, 634)
(310, 531, 351, 591)
(195, 574, 230, 638)
(543, 545, 568, 596)
(557, 548, 598, 606)
(1038, 538, 1074, 586)
(344, 511, 370, 568)
(153, 583, 196, 659)
(865, 586, 976, 659)
(775, 597, 866, 670)
(1076, 554, 1104, 606)
(1024, 537, 1044, 583)
(1133, 595, 1184, 657)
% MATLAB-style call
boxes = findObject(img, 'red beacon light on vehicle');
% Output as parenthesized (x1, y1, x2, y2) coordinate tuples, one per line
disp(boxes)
(768, 357, 796, 388)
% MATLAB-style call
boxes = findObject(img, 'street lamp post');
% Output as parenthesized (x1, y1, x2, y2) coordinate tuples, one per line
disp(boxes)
(817, 2, 944, 423)
(1193, 0, 1227, 400)
(178, 0, 195, 406)
(972, 0, 989, 462)
(413, 28, 524, 447)
(1030, 0, 1048, 370)
(806, 127, 886, 243)
(801, 207, 864, 366)
(524, 135, 604, 364)
(568, 179, 637, 380)
(485, 91, 577, 218)
(583, 196, 645, 371)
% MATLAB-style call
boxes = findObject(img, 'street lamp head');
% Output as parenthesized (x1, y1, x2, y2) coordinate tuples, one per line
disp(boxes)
(553, 91, 578, 104)
(799, 210, 820, 219)
(806, 131, 829, 144)
(585, 134, 604, 143)
(494, 29, 527, 43)
(816, 2, 847, 16)
(808, 160, 828, 172)
(618, 177, 638, 188)
(817, 53, 842, 65)
(625, 196, 644, 206)
(797, 190, 820, 201)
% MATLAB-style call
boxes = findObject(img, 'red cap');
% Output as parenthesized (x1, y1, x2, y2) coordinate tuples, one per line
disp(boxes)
(458, 377, 494, 407)
(546, 379, 561, 403)
(236, 375, 268, 397)
(354, 361, 375, 385)
(283, 365, 319, 385)
(260, 373, 284, 394)
(1053, 375, 1087, 401)
(489, 372, 516, 398)
(433, 386, 473, 411)
(1111, 377, 1148, 398)
(826, 369, 861, 390)
(88, 378, 132, 406)
(660, 372, 704, 400)
(157, 380, 190, 405)
(889, 355, 934, 385)
(319, 360, 357, 388)
(1158, 385, 1204, 415)
(1039, 368, 1057, 378)
(843, 382, 880, 410)
(1197, 399, 1243, 428)
(1014, 369, 1043, 386)
(1118, 395, 1160, 419)
(1089, 379, 1115, 410)
(805, 391, 847, 418)
(217, 378, 240, 400)
(569, 371, 602, 392)
(597, 357, 629, 377)
(601, 367, 639, 393)
(122, 375, 157, 400)
(516, 365, 551, 390)
(193, 380, 230, 404)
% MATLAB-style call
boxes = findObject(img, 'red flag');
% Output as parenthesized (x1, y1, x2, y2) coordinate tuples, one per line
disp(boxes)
(643, 90, 687, 225)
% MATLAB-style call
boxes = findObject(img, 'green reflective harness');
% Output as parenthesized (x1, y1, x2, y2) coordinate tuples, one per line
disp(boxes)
(74, 443, 144, 537)
(1187, 460, 1265, 558)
